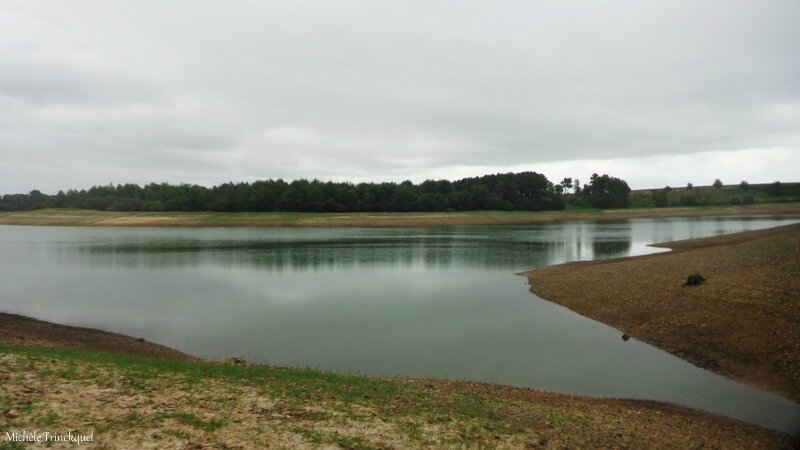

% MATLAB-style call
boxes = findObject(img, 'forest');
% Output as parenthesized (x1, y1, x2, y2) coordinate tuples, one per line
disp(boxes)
(0, 172, 634, 213)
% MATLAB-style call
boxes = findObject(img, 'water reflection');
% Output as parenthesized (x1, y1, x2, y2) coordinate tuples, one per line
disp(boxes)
(592, 240, 632, 257)
(58, 223, 642, 271)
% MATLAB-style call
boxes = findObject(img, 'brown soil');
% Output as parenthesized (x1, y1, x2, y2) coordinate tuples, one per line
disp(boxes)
(0, 313, 194, 361)
(524, 223, 800, 402)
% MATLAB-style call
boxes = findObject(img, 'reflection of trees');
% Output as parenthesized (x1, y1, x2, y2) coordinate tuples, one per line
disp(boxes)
(64, 237, 557, 271)
(591, 239, 632, 258)
(59, 223, 639, 271)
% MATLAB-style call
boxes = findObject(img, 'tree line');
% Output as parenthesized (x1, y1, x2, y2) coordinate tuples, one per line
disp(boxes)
(0, 172, 633, 213)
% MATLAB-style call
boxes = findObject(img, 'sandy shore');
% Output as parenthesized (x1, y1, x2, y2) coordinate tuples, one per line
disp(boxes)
(1, 315, 794, 448)
(2, 203, 800, 227)
(525, 223, 800, 403)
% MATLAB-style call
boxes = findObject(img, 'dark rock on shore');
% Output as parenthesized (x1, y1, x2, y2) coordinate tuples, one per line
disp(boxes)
(684, 272, 706, 286)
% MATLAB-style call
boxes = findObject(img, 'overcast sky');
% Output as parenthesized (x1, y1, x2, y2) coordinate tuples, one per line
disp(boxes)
(1, 1, 799, 193)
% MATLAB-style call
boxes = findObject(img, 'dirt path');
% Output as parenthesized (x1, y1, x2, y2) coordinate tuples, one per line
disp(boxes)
(524, 223, 800, 402)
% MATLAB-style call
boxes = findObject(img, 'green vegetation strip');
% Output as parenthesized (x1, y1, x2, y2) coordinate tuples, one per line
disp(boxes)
(0, 344, 532, 447)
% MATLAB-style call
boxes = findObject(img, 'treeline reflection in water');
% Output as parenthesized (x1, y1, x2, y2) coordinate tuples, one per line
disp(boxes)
(50, 216, 792, 272)
(56, 227, 638, 272)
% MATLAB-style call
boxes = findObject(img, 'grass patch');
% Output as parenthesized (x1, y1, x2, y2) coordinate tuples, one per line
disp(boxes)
(289, 426, 376, 450)
(629, 183, 800, 208)
(155, 412, 224, 432)
(0, 343, 401, 406)
(39, 411, 60, 426)
(0, 343, 525, 434)
(162, 428, 190, 439)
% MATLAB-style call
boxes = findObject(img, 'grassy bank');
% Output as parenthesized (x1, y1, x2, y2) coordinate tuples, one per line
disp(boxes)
(628, 182, 800, 208)
(525, 224, 800, 403)
(1, 343, 793, 449)
(1, 202, 800, 228)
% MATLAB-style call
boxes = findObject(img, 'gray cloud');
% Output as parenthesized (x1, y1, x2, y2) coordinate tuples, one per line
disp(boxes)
(1, 0, 798, 193)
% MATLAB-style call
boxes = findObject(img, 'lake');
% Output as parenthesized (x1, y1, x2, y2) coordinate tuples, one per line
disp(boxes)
(1, 216, 799, 434)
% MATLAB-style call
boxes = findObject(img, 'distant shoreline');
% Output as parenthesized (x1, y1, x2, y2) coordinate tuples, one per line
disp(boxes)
(2, 202, 800, 228)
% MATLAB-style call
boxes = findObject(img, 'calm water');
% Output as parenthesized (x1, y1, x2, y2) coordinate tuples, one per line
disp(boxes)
(1, 217, 799, 434)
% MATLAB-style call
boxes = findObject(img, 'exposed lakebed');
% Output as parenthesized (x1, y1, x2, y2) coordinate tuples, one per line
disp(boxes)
(1, 217, 799, 433)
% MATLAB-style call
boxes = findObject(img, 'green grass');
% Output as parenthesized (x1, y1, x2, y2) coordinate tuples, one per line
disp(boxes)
(0, 344, 393, 395)
(154, 412, 225, 432)
(0, 343, 522, 431)
(0, 344, 410, 413)
(0, 343, 520, 445)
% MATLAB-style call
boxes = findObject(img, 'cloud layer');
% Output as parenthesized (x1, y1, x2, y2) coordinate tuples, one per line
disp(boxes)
(1, 1, 798, 192)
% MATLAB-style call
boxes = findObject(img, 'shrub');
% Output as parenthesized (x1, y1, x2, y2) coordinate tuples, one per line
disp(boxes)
(652, 190, 668, 207)
(141, 200, 165, 212)
(80, 197, 111, 211)
(542, 197, 566, 211)
(770, 181, 784, 196)
(730, 197, 742, 205)
(109, 198, 143, 211)
(742, 195, 755, 205)
(679, 195, 697, 207)
(582, 173, 631, 209)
